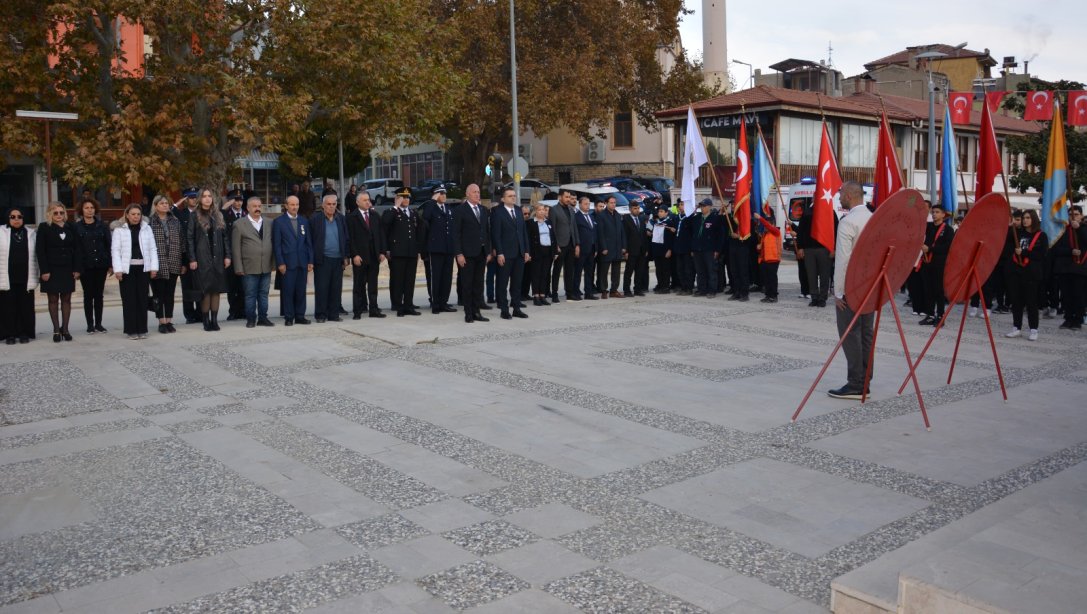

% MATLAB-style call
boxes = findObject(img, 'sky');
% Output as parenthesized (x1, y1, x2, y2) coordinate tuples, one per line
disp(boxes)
(677, 0, 1087, 89)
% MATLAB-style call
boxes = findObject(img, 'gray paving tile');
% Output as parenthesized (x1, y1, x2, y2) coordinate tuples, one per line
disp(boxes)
(416, 560, 529, 611)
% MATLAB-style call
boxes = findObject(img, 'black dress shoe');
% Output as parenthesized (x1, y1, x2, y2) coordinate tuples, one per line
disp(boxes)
(284, 318, 294, 326)
(61, 329, 72, 341)
(569, 295, 582, 301)
(827, 385, 864, 400)
(634, 291, 646, 296)
(474, 314, 489, 322)
(246, 320, 256, 328)
(53, 333, 62, 343)
(539, 298, 551, 306)
(500, 310, 512, 320)
(166, 323, 176, 333)
(5, 338, 15, 345)
(397, 311, 406, 317)
(465, 314, 475, 323)
(327, 316, 342, 322)
(315, 317, 327, 323)
(512, 309, 528, 318)
(432, 308, 442, 314)
(369, 311, 386, 318)
(295, 317, 311, 325)
(159, 324, 170, 334)
(257, 318, 275, 327)
(441, 305, 457, 312)
(918, 316, 934, 325)
(18, 337, 29, 344)
(585, 294, 599, 300)
(478, 304, 493, 310)
(406, 310, 421, 316)
(353, 313, 362, 320)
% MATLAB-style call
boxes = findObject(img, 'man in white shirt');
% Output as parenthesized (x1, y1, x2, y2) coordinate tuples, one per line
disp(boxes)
(829, 181, 875, 400)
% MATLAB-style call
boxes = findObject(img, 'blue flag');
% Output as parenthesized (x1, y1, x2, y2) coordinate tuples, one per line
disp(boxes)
(939, 106, 958, 214)
(1041, 101, 1069, 245)
(752, 131, 775, 217)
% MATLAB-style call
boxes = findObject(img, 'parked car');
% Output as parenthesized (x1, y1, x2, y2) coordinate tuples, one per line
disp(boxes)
(362, 178, 404, 207)
(411, 179, 461, 203)
(502, 178, 553, 204)
(540, 183, 631, 216)
(628, 175, 675, 208)
(585, 177, 660, 209)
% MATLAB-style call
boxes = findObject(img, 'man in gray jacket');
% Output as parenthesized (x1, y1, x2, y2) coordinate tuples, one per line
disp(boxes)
(548, 188, 581, 301)
(232, 197, 276, 328)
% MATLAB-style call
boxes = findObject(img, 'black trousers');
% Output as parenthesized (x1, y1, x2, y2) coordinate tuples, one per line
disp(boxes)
(179, 270, 199, 320)
(119, 265, 150, 335)
(1008, 272, 1040, 330)
(597, 258, 621, 293)
(313, 259, 344, 319)
(0, 286, 35, 339)
(728, 243, 750, 297)
(692, 251, 717, 294)
(1060, 273, 1086, 325)
(531, 245, 554, 295)
(352, 260, 380, 314)
(429, 252, 454, 308)
(577, 248, 595, 296)
(922, 261, 946, 318)
(153, 274, 178, 319)
(676, 252, 695, 291)
(907, 269, 927, 313)
(389, 256, 418, 312)
(458, 254, 486, 316)
(80, 267, 108, 327)
(654, 255, 671, 290)
(552, 243, 577, 297)
(226, 263, 245, 317)
(496, 255, 525, 311)
(760, 262, 779, 298)
(623, 248, 649, 293)
(805, 246, 833, 302)
(970, 269, 997, 310)
(797, 256, 810, 296)
(421, 251, 432, 303)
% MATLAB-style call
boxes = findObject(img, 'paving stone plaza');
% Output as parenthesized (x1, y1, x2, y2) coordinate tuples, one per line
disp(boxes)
(2, 262, 1086, 613)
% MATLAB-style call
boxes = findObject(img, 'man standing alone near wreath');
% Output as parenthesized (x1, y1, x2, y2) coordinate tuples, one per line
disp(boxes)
(829, 181, 874, 400)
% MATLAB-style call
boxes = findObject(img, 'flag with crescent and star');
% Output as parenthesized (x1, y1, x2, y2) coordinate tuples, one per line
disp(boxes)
(812, 120, 841, 253)
(975, 100, 1002, 201)
(1023, 90, 1054, 121)
(734, 115, 752, 238)
(1042, 98, 1069, 245)
(947, 92, 973, 124)
(939, 105, 959, 214)
(681, 106, 710, 217)
(873, 111, 903, 208)
(984, 91, 1009, 114)
(1067, 91, 1087, 127)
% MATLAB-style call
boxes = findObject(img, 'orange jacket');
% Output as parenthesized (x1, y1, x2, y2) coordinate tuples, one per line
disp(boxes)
(757, 217, 781, 264)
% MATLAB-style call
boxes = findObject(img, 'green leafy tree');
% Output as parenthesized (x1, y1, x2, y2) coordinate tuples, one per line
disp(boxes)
(1003, 78, 1087, 201)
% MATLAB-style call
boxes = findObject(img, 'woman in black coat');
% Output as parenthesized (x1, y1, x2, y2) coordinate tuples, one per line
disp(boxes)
(1005, 209, 1048, 341)
(74, 197, 111, 333)
(525, 204, 556, 306)
(185, 188, 232, 331)
(37, 202, 83, 342)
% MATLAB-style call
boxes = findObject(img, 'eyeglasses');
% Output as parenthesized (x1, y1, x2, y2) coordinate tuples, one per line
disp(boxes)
(8, 215, 22, 220)
(52, 211, 65, 215)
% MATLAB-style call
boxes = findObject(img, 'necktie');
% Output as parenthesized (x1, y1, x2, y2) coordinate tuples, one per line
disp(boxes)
(473, 205, 479, 221)
(363, 211, 370, 229)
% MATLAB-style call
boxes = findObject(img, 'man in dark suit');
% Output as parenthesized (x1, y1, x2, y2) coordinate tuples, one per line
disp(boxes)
(298, 180, 317, 218)
(622, 201, 650, 296)
(309, 194, 350, 322)
(595, 196, 626, 298)
(573, 196, 598, 300)
(452, 183, 492, 323)
(173, 187, 201, 323)
(548, 188, 580, 302)
(691, 198, 725, 299)
(222, 190, 247, 320)
(421, 185, 457, 314)
(272, 195, 314, 325)
(382, 187, 424, 316)
(491, 187, 530, 319)
(346, 192, 386, 318)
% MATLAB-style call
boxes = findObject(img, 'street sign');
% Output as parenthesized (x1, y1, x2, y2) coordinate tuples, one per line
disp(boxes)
(507, 156, 529, 181)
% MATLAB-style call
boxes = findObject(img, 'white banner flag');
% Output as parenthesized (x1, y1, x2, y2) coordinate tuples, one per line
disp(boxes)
(681, 106, 709, 217)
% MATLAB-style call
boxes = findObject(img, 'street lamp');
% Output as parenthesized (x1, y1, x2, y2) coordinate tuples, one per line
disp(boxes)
(915, 43, 966, 204)
(732, 59, 753, 90)
(15, 110, 79, 203)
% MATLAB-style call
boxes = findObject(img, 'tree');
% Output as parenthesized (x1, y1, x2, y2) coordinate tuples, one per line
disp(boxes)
(432, 0, 717, 186)
(1003, 78, 1087, 202)
(0, 0, 460, 194)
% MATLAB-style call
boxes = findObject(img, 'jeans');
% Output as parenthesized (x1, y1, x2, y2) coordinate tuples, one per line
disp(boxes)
(243, 273, 271, 320)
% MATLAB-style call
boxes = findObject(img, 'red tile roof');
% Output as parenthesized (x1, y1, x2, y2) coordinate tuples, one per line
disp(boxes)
(864, 45, 996, 70)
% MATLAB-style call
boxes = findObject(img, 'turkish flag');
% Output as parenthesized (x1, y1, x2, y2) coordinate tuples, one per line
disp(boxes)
(811, 121, 841, 253)
(947, 92, 973, 124)
(985, 91, 1009, 114)
(975, 102, 1002, 200)
(1023, 90, 1054, 121)
(1067, 91, 1087, 127)
(733, 116, 752, 238)
(873, 112, 903, 208)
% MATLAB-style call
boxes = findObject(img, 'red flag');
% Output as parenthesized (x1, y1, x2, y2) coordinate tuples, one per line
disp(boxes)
(975, 101, 1002, 200)
(812, 121, 841, 253)
(1067, 91, 1087, 127)
(734, 116, 752, 238)
(984, 91, 1009, 113)
(947, 92, 974, 124)
(1023, 90, 1054, 121)
(873, 112, 903, 208)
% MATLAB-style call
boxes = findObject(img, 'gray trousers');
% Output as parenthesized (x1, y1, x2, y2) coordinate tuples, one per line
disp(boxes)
(805, 246, 833, 301)
(836, 300, 875, 390)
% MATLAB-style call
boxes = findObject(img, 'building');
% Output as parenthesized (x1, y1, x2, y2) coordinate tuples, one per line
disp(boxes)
(654, 84, 1042, 211)
(754, 59, 843, 97)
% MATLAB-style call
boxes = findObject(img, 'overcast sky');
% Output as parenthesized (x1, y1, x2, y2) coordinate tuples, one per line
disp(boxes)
(677, 1, 1087, 89)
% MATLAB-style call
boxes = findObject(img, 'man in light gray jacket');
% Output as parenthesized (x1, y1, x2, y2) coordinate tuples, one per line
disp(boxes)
(232, 197, 276, 328)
